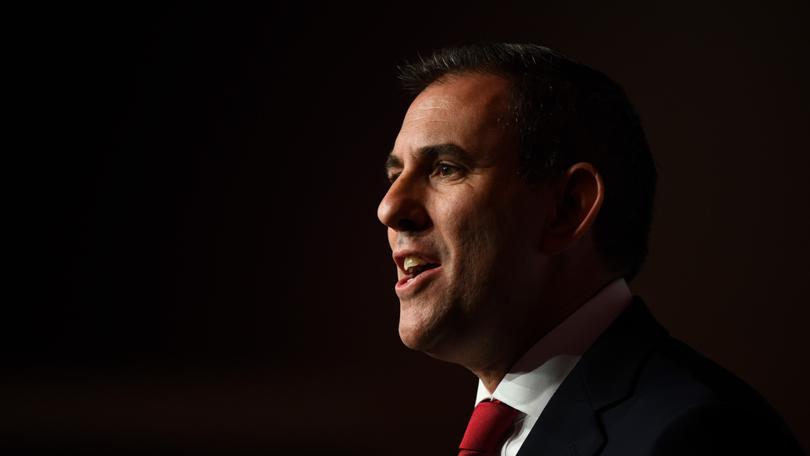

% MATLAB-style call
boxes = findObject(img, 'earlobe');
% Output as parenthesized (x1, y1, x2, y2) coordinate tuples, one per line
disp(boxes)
(540, 162, 604, 255)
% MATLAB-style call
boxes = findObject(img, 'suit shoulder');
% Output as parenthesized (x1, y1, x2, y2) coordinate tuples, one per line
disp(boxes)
(600, 336, 803, 454)
(640, 336, 776, 413)
(647, 401, 805, 455)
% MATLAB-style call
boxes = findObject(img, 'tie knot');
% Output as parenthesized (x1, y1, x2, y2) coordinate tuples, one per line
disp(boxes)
(459, 399, 519, 455)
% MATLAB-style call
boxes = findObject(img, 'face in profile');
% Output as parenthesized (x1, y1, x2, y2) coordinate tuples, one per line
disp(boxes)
(378, 73, 551, 364)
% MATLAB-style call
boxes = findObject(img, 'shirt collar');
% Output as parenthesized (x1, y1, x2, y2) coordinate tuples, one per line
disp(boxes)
(475, 278, 632, 418)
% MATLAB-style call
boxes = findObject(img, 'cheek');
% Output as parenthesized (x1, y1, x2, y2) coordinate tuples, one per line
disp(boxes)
(442, 189, 541, 276)
(441, 197, 504, 275)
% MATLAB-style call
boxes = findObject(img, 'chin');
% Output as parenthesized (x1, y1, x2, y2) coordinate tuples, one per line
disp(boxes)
(397, 308, 445, 353)
(398, 320, 431, 351)
(399, 320, 471, 366)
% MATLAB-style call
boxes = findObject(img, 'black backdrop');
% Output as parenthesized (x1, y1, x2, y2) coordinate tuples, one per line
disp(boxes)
(6, 1, 810, 454)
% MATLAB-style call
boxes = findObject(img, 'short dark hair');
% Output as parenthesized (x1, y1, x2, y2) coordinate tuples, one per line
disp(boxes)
(397, 43, 657, 281)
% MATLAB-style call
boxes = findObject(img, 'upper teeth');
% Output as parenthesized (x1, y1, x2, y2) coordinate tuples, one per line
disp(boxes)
(403, 256, 426, 271)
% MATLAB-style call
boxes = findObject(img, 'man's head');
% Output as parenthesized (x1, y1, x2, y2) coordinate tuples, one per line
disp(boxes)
(377, 44, 656, 371)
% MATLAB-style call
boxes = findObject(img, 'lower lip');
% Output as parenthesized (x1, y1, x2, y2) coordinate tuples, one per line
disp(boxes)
(395, 266, 442, 297)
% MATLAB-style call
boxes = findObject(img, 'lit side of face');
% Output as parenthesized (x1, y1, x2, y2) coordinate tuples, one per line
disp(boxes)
(377, 73, 549, 366)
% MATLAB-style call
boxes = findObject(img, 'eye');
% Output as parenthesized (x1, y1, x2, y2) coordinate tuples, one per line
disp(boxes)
(432, 162, 461, 178)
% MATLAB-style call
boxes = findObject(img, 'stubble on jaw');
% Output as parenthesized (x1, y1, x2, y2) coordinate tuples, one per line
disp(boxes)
(409, 209, 511, 365)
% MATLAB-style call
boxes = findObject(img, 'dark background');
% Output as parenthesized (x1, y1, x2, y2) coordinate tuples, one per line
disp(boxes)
(6, 1, 809, 454)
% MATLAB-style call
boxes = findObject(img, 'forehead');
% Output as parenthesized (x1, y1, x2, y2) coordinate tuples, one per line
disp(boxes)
(392, 73, 515, 163)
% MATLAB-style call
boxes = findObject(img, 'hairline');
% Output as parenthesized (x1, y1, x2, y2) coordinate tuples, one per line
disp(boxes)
(412, 69, 554, 182)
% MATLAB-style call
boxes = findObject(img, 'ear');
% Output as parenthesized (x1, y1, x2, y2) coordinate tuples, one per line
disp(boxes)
(540, 162, 605, 255)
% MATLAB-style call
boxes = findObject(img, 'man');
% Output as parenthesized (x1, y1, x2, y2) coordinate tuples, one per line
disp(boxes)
(377, 44, 802, 455)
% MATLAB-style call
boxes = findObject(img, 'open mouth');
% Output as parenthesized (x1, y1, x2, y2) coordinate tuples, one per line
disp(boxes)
(396, 259, 442, 292)
(393, 252, 442, 294)
(405, 262, 440, 279)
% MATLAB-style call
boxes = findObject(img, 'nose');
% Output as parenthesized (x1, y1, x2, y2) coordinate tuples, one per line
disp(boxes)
(377, 173, 430, 233)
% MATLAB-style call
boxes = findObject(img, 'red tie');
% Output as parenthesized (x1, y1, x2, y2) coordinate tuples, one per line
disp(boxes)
(458, 399, 519, 455)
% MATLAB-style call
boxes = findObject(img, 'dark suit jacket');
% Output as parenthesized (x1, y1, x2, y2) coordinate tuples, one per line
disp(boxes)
(516, 297, 804, 455)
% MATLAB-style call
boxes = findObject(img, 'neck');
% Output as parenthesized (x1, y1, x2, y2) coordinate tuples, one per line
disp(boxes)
(471, 270, 624, 394)
(478, 367, 510, 394)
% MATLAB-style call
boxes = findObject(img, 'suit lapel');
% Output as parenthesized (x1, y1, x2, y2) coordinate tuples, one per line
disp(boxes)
(515, 368, 604, 455)
(516, 298, 667, 456)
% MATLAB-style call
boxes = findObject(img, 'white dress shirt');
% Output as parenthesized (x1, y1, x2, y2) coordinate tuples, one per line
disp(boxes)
(473, 278, 633, 456)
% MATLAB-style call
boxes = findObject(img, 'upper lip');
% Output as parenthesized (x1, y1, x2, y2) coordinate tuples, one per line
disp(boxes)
(393, 249, 441, 274)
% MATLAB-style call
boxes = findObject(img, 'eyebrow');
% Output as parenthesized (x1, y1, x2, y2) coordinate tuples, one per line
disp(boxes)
(384, 143, 472, 174)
